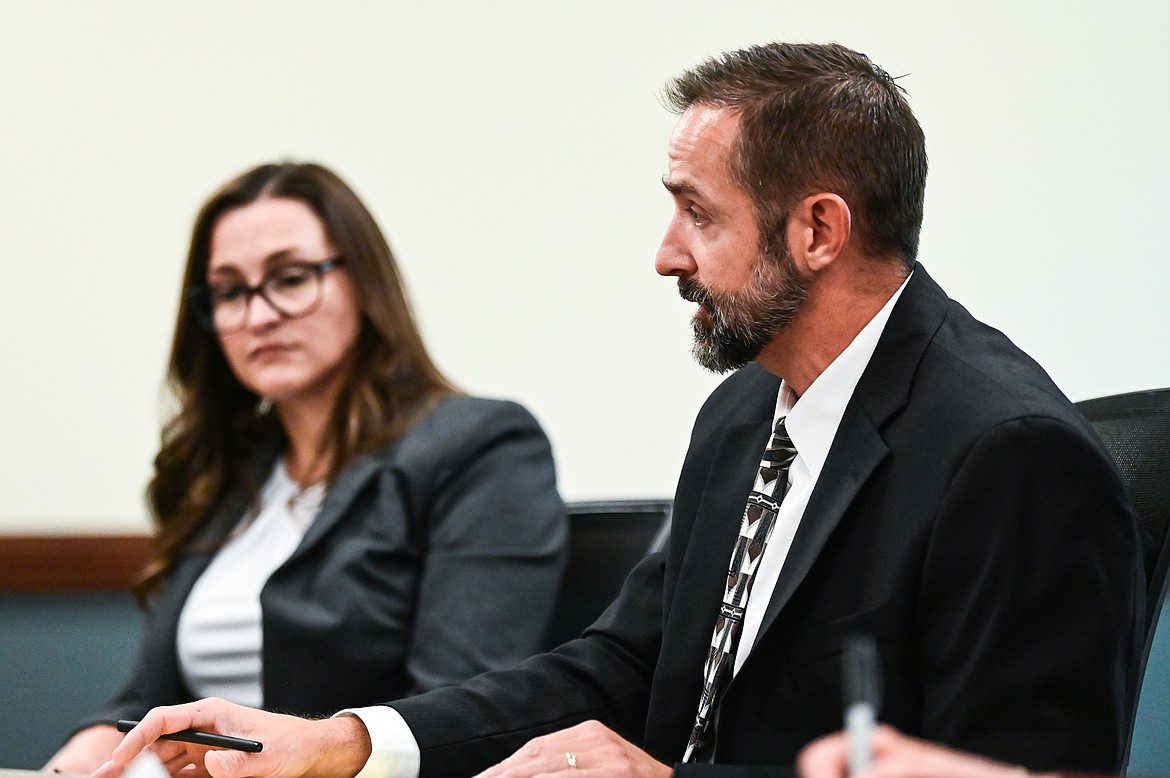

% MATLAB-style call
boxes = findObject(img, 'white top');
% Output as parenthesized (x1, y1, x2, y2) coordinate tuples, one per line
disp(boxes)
(176, 460, 325, 707)
(346, 274, 912, 776)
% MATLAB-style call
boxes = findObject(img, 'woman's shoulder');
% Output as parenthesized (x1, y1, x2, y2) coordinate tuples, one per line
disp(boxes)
(371, 395, 547, 464)
(423, 394, 540, 430)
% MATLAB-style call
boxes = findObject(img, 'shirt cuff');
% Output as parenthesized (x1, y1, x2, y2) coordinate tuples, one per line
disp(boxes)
(335, 706, 422, 778)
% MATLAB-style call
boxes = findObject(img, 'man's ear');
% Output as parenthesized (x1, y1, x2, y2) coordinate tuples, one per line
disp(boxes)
(786, 193, 851, 273)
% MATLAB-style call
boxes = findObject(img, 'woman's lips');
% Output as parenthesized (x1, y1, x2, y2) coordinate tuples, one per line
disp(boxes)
(249, 342, 296, 361)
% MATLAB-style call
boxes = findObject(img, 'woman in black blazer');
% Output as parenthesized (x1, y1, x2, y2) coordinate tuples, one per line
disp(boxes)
(45, 162, 566, 772)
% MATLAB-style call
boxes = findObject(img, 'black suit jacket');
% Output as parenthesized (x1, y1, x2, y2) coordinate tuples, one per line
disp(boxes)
(77, 397, 566, 729)
(392, 267, 1144, 776)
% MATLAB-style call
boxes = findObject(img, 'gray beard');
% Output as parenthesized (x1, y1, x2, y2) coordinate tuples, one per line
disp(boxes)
(680, 248, 810, 374)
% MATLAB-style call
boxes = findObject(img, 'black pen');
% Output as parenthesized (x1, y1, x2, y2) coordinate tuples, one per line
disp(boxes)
(116, 719, 263, 753)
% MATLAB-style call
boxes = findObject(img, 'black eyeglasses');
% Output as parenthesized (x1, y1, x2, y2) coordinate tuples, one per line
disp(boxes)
(189, 257, 345, 334)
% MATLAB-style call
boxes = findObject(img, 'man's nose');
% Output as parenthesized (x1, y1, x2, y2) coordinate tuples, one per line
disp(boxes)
(655, 219, 697, 278)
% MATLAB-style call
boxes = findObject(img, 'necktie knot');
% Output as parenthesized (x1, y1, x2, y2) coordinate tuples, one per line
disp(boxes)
(755, 417, 796, 499)
(763, 417, 797, 470)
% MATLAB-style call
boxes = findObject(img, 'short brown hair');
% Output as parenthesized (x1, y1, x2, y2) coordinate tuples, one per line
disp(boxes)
(664, 42, 928, 266)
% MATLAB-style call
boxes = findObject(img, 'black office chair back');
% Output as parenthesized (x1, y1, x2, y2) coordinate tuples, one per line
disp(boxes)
(1078, 389, 1170, 777)
(544, 499, 672, 649)
(1076, 387, 1170, 631)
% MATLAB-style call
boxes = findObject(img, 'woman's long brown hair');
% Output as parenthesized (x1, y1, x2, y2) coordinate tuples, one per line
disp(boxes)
(136, 162, 457, 600)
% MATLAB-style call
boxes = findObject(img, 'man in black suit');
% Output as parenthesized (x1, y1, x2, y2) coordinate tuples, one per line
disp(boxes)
(100, 41, 1143, 778)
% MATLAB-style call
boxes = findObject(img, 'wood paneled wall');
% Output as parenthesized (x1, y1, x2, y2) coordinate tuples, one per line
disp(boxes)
(0, 534, 151, 592)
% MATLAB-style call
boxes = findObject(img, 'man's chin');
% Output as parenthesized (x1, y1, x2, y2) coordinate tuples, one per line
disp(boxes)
(692, 304, 715, 328)
(690, 338, 759, 375)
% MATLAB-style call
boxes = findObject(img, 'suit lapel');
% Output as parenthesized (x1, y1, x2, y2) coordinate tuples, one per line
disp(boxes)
(750, 264, 951, 642)
(181, 430, 402, 574)
(753, 414, 889, 637)
(283, 442, 398, 565)
(678, 416, 776, 619)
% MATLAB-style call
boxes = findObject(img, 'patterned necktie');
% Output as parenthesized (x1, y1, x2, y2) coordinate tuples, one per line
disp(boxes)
(682, 416, 798, 763)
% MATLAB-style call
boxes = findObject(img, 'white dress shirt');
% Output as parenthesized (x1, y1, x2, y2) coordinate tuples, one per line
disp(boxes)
(177, 460, 324, 706)
(345, 275, 912, 777)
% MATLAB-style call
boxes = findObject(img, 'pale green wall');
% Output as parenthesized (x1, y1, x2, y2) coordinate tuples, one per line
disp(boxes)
(1, 1, 1167, 531)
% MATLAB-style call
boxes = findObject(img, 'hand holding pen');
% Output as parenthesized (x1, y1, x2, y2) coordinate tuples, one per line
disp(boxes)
(91, 698, 371, 778)
(796, 724, 1062, 778)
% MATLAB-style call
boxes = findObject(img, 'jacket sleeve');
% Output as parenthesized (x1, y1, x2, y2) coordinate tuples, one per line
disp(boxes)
(915, 415, 1143, 772)
(393, 548, 665, 778)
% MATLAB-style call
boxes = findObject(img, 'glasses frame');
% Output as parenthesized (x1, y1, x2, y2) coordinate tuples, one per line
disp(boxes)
(189, 256, 346, 335)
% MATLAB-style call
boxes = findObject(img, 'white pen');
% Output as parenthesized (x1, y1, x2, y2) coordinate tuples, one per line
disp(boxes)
(842, 635, 881, 777)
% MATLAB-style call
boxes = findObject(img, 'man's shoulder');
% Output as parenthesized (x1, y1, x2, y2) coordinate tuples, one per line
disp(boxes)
(919, 300, 1082, 428)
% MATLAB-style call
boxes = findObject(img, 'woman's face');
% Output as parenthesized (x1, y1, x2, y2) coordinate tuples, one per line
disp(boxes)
(206, 196, 362, 413)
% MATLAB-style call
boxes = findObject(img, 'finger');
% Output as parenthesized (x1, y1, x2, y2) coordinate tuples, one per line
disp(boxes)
(204, 749, 250, 778)
(869, 724, 906, 755)
(475, 721, 624, 778)
(110, 706, 206, 767)
(475, 741, 577, 778)
(159, 749, 205, 777)
(92, 760, 124, 778)
(796, 731, 850, 778)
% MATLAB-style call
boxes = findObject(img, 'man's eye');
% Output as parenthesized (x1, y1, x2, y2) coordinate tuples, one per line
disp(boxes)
(210, 286, 247, 304)
(686, 207, 708, 226)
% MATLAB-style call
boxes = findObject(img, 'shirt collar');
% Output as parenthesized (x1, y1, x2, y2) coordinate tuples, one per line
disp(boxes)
(775, 272, 913, 479)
